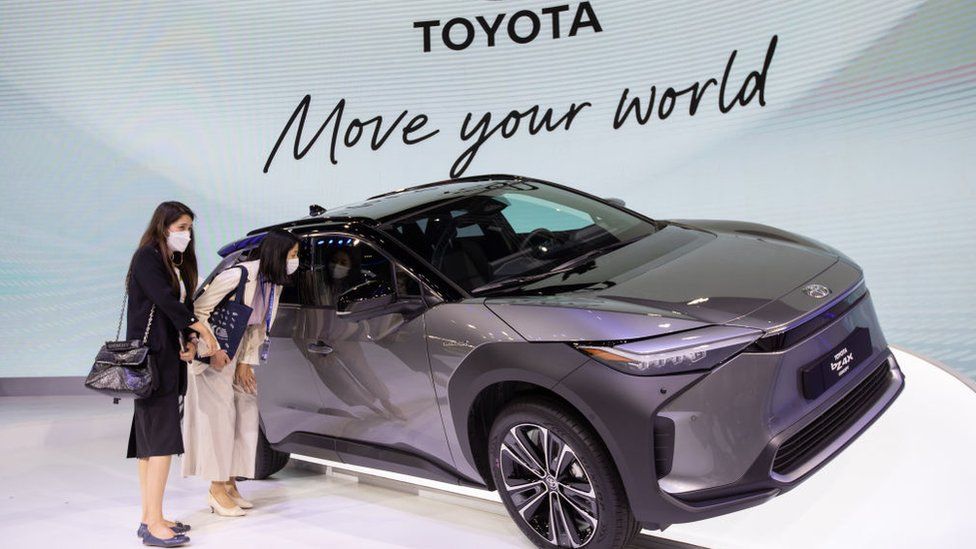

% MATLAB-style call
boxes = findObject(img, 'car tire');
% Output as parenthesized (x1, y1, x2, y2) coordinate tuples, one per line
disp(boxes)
(489, 398, 640, 549)
(253, 424, 290, 480)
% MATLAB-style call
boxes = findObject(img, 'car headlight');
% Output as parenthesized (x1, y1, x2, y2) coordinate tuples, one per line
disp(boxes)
(576, 325, 763, 375)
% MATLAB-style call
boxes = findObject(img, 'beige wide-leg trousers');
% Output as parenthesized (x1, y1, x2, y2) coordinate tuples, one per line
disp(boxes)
(181, 352, 258, 482)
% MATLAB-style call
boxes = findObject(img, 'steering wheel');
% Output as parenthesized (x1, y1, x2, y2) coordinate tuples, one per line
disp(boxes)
(519, 228, 563, 258)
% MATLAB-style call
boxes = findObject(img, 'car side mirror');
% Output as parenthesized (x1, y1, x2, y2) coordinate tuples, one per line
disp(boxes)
(605, 197, 626, 207)
(337, 280, 396, 319)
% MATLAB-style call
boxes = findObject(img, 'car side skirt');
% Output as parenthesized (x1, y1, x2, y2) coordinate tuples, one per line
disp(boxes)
(274, 431, 486, 488)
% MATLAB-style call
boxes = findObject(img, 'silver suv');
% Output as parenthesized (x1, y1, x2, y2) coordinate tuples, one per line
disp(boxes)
(203, 175, 904, 549)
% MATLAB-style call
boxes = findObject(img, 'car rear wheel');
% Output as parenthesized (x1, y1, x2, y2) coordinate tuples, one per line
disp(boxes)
(489, 398, 639, 549)
(253, 424, 290, 480)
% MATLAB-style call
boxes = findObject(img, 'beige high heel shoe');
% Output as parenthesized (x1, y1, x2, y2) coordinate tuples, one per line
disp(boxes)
(230, 494, 254, 509)
(208, 492, 246, 517)
(226, 482, 254, 509)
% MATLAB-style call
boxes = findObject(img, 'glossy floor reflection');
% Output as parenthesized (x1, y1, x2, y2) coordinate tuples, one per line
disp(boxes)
(0, 347, 973, 548)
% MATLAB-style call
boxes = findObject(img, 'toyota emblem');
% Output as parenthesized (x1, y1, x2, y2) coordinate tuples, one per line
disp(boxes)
(803, 283, 831, 299)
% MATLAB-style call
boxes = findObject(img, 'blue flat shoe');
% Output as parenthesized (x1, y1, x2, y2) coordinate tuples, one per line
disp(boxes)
(138, 522, 190, 537)
(142, 531, 190, 547)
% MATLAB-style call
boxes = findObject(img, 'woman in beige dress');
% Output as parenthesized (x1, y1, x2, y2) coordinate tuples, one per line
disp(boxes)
(182, 229, 300, 516)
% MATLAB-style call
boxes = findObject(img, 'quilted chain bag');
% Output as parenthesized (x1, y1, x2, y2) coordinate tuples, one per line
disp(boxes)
(83, 275, 158, 399)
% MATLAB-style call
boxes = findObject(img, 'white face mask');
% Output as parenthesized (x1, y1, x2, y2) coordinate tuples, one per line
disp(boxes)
(167, 230, 191, 253)
(330, 263, 350, 280)
(286, 257, 300, 275)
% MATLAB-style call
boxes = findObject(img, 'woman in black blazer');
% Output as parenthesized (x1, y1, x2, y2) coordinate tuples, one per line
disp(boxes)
(127, 201, 216, 547)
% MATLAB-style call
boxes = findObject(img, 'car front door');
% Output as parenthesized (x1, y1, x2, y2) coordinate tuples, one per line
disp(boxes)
(261, 232, 454, 471)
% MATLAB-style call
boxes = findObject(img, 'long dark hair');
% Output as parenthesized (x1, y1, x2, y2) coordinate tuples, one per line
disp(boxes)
(257, 228, 301, 285)
(134, 201, 198, 296)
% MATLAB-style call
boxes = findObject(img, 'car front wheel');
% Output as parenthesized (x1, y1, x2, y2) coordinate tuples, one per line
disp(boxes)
(488, 398, 639, 549)
(253, 423, 290, 480)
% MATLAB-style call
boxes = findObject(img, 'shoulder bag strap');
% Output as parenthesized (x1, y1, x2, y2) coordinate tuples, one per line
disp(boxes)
(230, 265, 249, 303)
(116, 270, 156, 343)
(114, 276, 129, 341)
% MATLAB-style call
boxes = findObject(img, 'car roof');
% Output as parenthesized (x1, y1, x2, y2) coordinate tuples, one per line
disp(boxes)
(245, 173, 537, 236)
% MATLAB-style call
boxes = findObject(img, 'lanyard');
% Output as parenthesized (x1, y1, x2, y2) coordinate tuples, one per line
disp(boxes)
(262, 280, 276, 336)
(259, 282, 276, 364)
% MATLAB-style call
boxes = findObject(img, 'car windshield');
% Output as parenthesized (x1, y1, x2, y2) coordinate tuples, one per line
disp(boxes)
(381, 182, 658, 293)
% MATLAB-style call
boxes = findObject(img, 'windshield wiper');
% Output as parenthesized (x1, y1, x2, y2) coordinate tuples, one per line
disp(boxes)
(469, 271, 558, 295)
(469, 235, 645, 295)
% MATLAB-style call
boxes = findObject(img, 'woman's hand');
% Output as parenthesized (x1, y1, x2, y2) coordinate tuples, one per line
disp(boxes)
(235, 363, 257, 394)
(179, 341, 197, 362)
(188, 322, 218, 358)
(210, 350, 231, 371)
(201, 332, 219, 357)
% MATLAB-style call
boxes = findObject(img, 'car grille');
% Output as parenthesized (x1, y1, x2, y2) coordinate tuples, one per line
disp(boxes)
(772, 359, 891, 475)
(749, 286, 869, 353)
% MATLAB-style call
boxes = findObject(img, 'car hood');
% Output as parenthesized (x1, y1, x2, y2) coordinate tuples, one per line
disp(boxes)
(485, 224, 858, 342)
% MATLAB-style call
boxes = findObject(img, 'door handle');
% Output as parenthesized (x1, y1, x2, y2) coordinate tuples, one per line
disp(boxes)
(307, 341, 334, 355)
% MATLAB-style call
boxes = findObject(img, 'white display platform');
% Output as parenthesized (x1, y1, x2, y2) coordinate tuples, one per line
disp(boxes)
(0, 347, 973, 548)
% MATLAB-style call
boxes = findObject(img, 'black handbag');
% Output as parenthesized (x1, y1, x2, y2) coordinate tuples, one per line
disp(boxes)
(200, 265, 252, 363)
(84, 276, 158, 399)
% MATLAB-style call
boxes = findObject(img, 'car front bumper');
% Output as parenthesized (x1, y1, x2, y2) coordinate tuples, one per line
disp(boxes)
(554, 291, 905, 529)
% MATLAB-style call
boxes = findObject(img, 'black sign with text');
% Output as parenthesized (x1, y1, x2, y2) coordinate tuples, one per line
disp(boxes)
(801, 327, 873, 400)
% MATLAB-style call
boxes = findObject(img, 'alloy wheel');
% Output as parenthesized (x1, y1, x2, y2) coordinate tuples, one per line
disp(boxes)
(499, 423, 599, 547)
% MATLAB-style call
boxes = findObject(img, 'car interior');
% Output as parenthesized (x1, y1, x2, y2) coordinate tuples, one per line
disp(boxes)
(386, 193, 609, 292)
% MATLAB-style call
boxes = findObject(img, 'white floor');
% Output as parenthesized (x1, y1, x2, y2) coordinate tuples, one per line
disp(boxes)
(1, 347, 974, 548)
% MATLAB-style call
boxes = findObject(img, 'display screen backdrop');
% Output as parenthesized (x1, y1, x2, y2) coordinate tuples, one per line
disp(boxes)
(1, 0, 973, 379)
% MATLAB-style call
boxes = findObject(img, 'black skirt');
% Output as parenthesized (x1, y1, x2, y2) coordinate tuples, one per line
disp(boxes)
(127, 392, 184, 458)
(124, 245, 196, 459)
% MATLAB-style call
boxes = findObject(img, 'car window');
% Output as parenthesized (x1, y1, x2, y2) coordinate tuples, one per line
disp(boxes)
(382, 183, 656, 293)
(395, 265, 423, 298)
(308, 235, 393, 306)
(279, 239, 317, 306)
(499, 193, 593, 233)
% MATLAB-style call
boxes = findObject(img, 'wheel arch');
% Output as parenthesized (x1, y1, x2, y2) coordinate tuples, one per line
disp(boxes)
(467, 381, 606, 490)
(446, 341, 629, 494)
